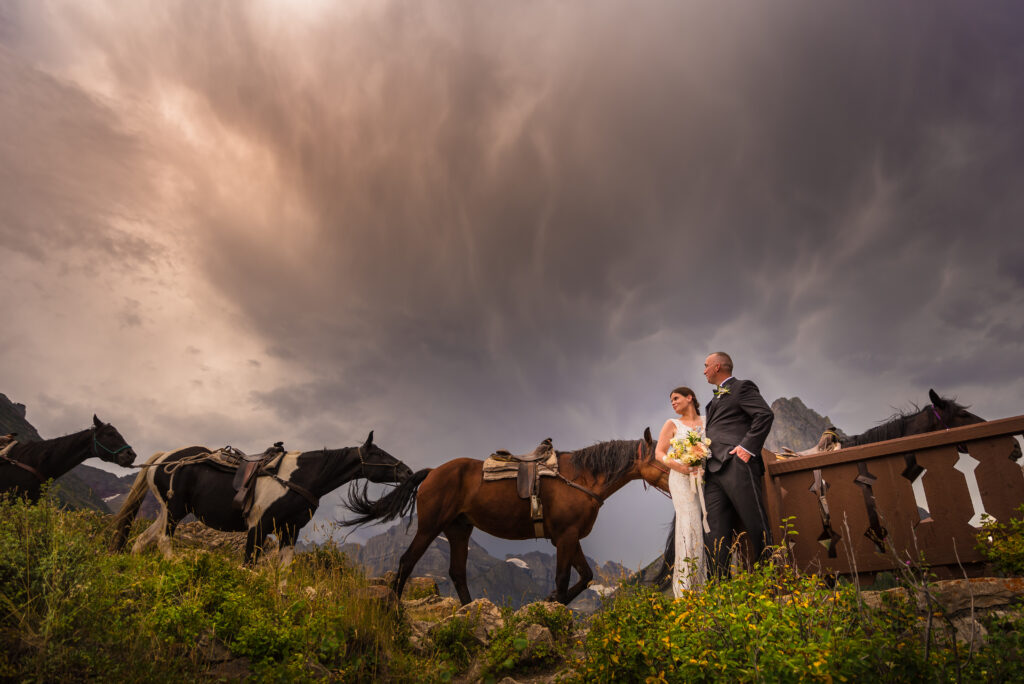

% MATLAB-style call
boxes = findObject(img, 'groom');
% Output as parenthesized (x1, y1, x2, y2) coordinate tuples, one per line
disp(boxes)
(703, 351, 774, 577)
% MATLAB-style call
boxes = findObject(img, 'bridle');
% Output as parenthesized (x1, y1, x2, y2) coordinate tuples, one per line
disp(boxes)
(92, 424, 133, 460)
(928, 404, 951, 430)
(638, 440, 672, 498)
(355, 444, 405, 481)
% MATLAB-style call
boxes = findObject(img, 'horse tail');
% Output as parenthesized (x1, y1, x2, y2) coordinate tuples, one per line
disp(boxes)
(109, 451, 165, 552)
(340, 468, 432, 528)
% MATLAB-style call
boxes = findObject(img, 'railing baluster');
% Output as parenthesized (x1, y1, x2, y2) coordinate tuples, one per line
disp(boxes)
(765, 415, 1024, 577)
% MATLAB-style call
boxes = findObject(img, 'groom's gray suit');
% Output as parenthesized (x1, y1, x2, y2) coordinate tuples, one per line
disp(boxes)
(703, 376, 774, 577)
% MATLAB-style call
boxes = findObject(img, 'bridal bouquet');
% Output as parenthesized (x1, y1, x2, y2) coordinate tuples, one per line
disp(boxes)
(667, 429, 711, 468)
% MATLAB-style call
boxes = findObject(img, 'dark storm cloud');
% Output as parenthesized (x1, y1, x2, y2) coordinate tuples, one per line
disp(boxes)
(39, 0, 1016, 448)
(3, 0, 1023, 563)
(0, 48, 160, 267)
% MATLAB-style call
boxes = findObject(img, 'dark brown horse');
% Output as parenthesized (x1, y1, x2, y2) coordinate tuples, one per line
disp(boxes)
(342, 428, 669, 605)
(0, 415, 136, 502)
(796, 389, 1013, 455)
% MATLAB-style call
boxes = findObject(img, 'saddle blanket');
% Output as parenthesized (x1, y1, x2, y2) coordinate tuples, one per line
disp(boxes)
(482, 452, 559, 481)
(209, 447, 291, 472)
(162, 446, 291, 473)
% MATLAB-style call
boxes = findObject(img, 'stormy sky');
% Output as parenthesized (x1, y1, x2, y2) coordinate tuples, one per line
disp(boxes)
(2, 0, 1023, 569)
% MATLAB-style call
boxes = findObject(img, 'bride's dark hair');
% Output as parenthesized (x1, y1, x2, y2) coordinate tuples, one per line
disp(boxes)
(670, 386, 700, 416)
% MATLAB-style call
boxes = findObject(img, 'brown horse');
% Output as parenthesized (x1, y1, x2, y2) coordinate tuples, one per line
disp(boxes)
(342, 428, 669, 605)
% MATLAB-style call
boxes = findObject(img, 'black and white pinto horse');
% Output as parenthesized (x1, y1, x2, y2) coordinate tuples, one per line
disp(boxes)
(0, 415, 136, 502)
(110, 432, 412, 564)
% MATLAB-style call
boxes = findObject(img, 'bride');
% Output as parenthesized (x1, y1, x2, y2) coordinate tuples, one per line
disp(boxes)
(655, 386, 708, 596)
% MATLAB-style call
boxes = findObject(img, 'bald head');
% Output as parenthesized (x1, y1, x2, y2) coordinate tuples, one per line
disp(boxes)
(703, 351, 734, 386)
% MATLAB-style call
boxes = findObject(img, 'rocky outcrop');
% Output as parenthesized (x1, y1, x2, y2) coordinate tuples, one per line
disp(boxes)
(0, 393, 44, 441)
(764, 396, 847, 453)
(862, 577, 1024, 651)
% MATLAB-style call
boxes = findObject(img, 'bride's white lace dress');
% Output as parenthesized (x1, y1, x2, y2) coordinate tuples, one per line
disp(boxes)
(668, 417, 708, 596)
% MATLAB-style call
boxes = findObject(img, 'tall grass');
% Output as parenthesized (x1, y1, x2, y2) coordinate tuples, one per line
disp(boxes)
(0, 494, 436, 682)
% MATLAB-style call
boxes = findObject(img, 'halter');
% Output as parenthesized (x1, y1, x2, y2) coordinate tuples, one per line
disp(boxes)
(928, 404, 950, 430)
(637, 440, 673, 499)
(92, 424, 133, 459)
(355, 444, 404, 481)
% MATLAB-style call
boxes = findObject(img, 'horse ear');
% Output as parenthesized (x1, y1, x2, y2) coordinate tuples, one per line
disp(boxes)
(93, 414, 103, 428)
(928, 389, 943, 407)
(643, 427, 653, 446)
(363, 431, 374, 448)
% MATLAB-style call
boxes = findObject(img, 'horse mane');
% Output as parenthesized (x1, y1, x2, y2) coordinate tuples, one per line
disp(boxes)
(568, 439, 639, 482)
(844, 396, 967, 447)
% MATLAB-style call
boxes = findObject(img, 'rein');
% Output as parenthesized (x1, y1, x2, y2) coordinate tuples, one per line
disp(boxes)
(638, 441, 673, 500)
(92, 424, 132, 459)
(558, 441, 664, 504)
(0, 448, 45, 483)
(269, 473, 318, 507)
(929, 404, 950, 430)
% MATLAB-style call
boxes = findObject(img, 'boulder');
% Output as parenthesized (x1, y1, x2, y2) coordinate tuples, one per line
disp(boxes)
(862, 577, 1024, 614)
(403, 594, 460, 621)
(522, 623, 554, 659)
(454, 598, 505, 644)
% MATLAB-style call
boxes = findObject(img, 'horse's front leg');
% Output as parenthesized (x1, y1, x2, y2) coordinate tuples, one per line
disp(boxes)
(563, 542, 594, 604)
(548, 531, 583, 604)
(157, 514, 180, 560)
(444, 517, 475, 605)
(275, 523, 301, 568)
(132, 506, 167, 555)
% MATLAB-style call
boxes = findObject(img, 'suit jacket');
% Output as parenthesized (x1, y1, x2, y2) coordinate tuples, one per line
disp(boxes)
(704, 377, 774, 474)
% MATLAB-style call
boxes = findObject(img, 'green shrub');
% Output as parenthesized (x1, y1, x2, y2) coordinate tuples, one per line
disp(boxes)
(977, 504, 1024, 576)
(571, 561, 935, 682)
(0, 496, 441, 682)
(432, 616, 479, 671)
(477, 603, 576, 680)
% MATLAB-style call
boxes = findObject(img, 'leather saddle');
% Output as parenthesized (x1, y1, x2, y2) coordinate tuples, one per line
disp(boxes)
(230, 442, 287, 512)
(490, 438, 555, 537)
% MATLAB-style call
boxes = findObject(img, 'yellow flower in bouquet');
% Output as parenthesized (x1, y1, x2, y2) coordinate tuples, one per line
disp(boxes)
(667, 429, 711, 468)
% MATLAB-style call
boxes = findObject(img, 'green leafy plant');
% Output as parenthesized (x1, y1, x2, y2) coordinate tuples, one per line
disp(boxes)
(431, 616, 479, 671)
(570, 557, 952, 683)
(477, 603, 575, 680)
(977, 503, 1024, 577)
(0, 496, 443, 682)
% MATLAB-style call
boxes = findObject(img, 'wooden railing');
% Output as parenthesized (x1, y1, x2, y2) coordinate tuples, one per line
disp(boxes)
(762, 416, 1024, 578)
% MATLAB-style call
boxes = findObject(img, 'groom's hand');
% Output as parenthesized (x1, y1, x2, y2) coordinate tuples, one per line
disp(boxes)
(730, 445, 752, 463)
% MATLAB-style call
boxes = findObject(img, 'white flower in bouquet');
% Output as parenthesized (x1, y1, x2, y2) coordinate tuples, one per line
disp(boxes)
(667, 429, 711, 468)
